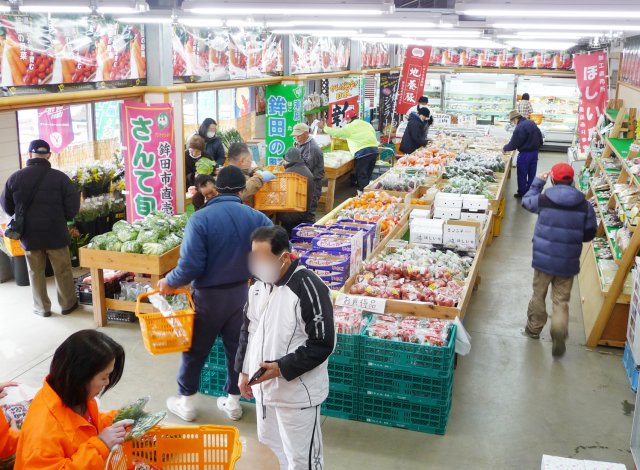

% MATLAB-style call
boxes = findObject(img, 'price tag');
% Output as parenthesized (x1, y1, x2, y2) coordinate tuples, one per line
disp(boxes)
(335, 293, 387, 314)
(630, 143, 640, 153)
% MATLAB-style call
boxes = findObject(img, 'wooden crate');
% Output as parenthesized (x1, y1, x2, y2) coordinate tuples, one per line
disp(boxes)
(80, 246, 180, 275)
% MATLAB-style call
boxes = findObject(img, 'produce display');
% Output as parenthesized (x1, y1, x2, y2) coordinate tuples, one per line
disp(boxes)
(365, 314, 452, 346)
(428, 132, 470, 152)
(86, 212, 187, 255)
(396, 147, 456, 170)
(324, 150, 354, 169)
(348, 246, 473, 306)
(333, 191, 405, 236)
(368, 167, 437, 193)
(114, 396, 166, 441)
(444, 163, 497, 182)
(67, 161, 119, 197)
(441, 176, 494, 198)
(454, 151, 506, 172)
(334, 306, 364, 334)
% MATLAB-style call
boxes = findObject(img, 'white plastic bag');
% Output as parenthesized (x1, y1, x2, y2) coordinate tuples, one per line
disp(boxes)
(454, 316, 471, 356)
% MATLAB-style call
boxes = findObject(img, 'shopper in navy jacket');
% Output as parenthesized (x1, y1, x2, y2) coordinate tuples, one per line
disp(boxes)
(504, 110, 543, 198)
(521, 163, 597, 358)
(158, 166, 272, 423)
(399, 108, 432, 154)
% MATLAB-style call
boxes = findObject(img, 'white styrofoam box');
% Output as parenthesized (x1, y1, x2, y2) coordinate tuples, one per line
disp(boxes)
(410, 225, 443, 245)
(583, 461, 626, 470)
(628, 259, 640, 363)
(443, 220, 480, 250)
(410, 209, 432, 220)
(433, 207, 462, 220)
(434, 192, 463, 208)
(462, 195, 489, 211)
(460, 211, 488, 223)
(541, 455, 626, 470)
(410, 218, 443, 228)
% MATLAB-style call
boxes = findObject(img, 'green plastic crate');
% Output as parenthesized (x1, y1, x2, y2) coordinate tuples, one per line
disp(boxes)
(199, 367, 255, 404)
(361, 363, 453, 406)
(204, 338, 227, 370)
(332, 332, 361, 364)
(321, 383, 361, 420)
(362, 324, 457, 378)
(328, 359, 360, 389)
(361, 394, 451, 435)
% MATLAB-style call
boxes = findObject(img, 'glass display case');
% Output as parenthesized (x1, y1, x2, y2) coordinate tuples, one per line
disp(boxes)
(517, 76, 579, 147)
(424, 76, 443, 111)
(444, 73, 516, 124)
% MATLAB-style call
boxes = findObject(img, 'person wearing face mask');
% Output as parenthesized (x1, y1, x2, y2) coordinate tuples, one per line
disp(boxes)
(227, 142, 275, 207)
(197, 118, 226, 167)
(185, 134, 214, 188)
(399, 107, 433, 155)
(291, 123, 324, 219)
(158, 166, 272, 423)
(403, 95, 430, 122)
(236, 226, 335, 470)
(277, 148, 315, 235)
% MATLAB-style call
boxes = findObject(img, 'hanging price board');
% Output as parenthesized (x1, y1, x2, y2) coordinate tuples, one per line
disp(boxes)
(335, 293, 386, 314)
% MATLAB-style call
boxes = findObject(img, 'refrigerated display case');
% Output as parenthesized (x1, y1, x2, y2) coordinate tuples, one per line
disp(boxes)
(424, 76, 443, 111)
(444, 73, 516, 125)
(517, 76, 579, 148)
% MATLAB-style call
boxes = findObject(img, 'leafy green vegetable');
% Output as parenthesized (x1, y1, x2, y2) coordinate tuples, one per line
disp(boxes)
(127, 411, 166, 440)
(136, 230, 160, 245)
(114, 397, 149, 422)
(113, 221, 139, 242)
(195, 157, 216, 175)
(142, 243, 165, 256)
(121, 241, 142, 253)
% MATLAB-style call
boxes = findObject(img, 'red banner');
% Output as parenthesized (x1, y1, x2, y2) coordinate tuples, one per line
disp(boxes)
(574, 51, 608, 152)
(38, 106, 74, 153)
(395, 45, 432, 115)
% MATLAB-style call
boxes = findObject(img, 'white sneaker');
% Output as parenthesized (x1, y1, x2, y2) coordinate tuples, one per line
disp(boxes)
(217, 396, 243, 421)
(166, 395, 196, 422)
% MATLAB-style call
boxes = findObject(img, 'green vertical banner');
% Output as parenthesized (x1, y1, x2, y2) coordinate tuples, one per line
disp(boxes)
(265, 83, 304, 166)
(95, 101, 121, 140)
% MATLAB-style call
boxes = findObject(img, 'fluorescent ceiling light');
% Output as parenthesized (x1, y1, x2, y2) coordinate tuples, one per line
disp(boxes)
(178, 18, 225, 27)
(21, 5, 92, 13)
(492, 22, 640, 31)
(388, 30, 481, 38)
(458, 7, 640, 19)
(0, 5, 8, 12)
(97, 7, 138, 14)
(506, 40, 576, 50)
(271, 29, 358, 37)
(266, 20, 436, 28)
(511, 32, 598, 39)
(352, 33, 387, 38)
(428, 39, 508, 49)
(187, 7, 383, 16)
(117, 16, 173, 24)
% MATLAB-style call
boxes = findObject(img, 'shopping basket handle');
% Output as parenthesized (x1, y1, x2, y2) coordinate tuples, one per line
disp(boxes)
(136, 289, 195, 317)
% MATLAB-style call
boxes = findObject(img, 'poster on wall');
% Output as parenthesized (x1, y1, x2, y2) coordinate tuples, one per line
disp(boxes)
(121, 101, 177, 221)
(265, 84, 304, 165)
(172, 24, 209, 82)
(621, 36, 640, 87)
(38, 106, 74, 153)
(255, 86, 266, 115)
(235, 87, 251, 118)
(328, 76, 364, 128)
(427, 46, 573, 70)
(574, 51, 608, 152)
(361, 41, 390, 69)
(396, 45, 432, 115)
(379, 72, 400, 134)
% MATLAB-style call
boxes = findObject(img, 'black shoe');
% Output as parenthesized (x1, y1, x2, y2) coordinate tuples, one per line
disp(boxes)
(551, 331, 567, 358)
(34, 310, 51, 317)
(522, 326, 540, 339)
(61, 302, 79, 315)
(514, 193, 523, 199)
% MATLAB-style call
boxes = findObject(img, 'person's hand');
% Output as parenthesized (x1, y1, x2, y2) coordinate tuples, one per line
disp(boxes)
(258, 170, 276, 183)
(98, 419, 134, 450)
(238, 373, 254, 401)
(157, 278, 177, 296)
(187, 186, 197, 197)
(250, 362, 282, 387)
(539, 172, 549, 181)
(9, 420, 18, 432)
(0, 381, 17, 399)
(317, 119, 326, 130)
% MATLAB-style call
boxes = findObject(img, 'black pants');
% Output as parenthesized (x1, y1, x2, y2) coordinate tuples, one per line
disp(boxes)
(279, 211, 313, 236)
(177, 282, 247, 396)
(355, 151, 378, 191)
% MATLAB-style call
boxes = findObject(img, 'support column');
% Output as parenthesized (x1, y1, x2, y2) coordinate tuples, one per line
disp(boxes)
(282, 34, 291, 76)
(350, 40, 362, 73)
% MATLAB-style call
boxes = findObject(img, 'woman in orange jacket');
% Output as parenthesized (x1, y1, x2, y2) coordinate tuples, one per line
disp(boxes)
(14, 330, 133, 470)
(0, 381, 19, 462)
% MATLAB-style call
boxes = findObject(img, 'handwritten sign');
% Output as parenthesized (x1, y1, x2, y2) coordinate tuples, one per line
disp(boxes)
(443, 222, 478, 250)
(335, 293, 386, 314)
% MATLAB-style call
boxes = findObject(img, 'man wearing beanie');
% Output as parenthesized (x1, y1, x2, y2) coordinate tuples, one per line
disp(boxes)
(278, 148, 315, 234)
(522, 163, 597, 358)
(158, 165, 272, 422)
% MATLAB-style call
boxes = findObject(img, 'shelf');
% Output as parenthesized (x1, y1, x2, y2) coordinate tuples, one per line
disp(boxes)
(605, 108, 628, 122)
(612, 191, 638, 232)
(591, 181, 622, 262)
(591, 244, 631, 303)
(606, 137, 638, 186)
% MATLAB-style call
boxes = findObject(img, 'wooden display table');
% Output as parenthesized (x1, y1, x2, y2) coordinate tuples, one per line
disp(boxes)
(79, 246, 180, 327)
(319, 160, 355, 212)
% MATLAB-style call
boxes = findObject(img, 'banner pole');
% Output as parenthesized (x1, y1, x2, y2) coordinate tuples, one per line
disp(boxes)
(386, 45, 406, 145)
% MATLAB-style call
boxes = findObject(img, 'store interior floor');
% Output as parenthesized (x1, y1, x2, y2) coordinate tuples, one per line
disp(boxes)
(0, 151, 636, 469)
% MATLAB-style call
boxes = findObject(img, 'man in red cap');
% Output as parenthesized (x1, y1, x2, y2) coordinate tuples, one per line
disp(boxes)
(319, 109, 379, 194)
(522, 163, 597, 357)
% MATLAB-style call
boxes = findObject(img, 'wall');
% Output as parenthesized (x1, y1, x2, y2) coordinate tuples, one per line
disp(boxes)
(0, 111, 19, 189)
(618, 82, 640, 112)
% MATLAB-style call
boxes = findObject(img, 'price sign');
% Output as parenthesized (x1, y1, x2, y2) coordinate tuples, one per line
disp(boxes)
(335, 293, 387, 314)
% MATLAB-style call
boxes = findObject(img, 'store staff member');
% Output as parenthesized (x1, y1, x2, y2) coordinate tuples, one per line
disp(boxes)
(503, 109, 543, 199)
(159, 166, 273, 423)
(319, 110, 379, 194)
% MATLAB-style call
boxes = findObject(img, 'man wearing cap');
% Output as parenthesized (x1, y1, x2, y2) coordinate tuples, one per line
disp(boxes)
(522, 163, 597, 357)
(318, 110, 379, 194)
(278, 148, 315, 235)
(292, 123, 324, 219)
(158, 166, 272, 422)
(503, 109, 544, 199)
(1, 139, 80, 317)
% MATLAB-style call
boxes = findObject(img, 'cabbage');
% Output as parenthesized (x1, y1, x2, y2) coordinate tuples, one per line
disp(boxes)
(113, 221, 139, 242)
(161, 234, 182, 252)
(136, 230, 160, 244)
(142, 243, 165, 255)
(195, 157, 216, 175)
(105, 238, 123, 252)
(170, 214, 188, 234)
(121, 241, 142, 253)
(87, 234, 109, 250)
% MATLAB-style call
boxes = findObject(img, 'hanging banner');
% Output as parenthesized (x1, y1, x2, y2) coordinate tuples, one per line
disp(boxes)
(574, 51, 608, 152)
(328, 76, 363, 128)
(121, 102, 177, 221)
(95, 100, 121, 140)
(379, 72, 400, 134)
(396, 45, 432, 115)
(265, 84, 304, 165)
(37, 106, 74, 153)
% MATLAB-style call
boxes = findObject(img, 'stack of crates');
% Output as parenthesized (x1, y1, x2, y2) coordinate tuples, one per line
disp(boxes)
(624, 258, 640, 392)
(198, 338, 255, 404)
(323, 332, 362, 420)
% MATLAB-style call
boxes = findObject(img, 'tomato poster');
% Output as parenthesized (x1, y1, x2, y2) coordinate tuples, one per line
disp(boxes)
(121, 102, 177, 221)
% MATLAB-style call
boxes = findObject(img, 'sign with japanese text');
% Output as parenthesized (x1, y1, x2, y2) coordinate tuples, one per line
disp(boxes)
(265, 84, 304, 165)
(396, 45, 432, 115)
(328, 76, 363, 128)
(335, 293, 386, 314)
(121, 102, 177, 221)
(574, 52, 608, 152)
(95, 100, 120, 140)
(379, 72, 400, 133)
(37, 106, 74, 153)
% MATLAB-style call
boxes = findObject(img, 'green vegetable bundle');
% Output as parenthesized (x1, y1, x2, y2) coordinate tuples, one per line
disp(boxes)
(195, 157, 216, 175)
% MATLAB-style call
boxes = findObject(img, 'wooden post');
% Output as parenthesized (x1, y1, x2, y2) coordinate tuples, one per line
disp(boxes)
(90, 267, 107, 327)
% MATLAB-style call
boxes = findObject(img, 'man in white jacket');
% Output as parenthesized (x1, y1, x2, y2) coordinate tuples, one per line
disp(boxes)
(235, 226, 335, 470)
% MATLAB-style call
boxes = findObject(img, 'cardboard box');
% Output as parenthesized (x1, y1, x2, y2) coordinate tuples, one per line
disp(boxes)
(434, 193, 463, 208)
(541, 455, 626, 470)
(460, 211, 489, 223)
(462, 195, 489, 211)
(410, 208, 432, 220)
(433, 207, 462, 220)
(443, 220, 481, 250)
(410, 219, 444, 245)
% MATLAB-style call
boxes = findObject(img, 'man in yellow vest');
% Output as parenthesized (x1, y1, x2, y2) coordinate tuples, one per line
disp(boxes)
(319, 110, 379, 194)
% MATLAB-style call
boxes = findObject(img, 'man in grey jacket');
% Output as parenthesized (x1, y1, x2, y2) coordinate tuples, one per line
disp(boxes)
(292, 123, 324, 219)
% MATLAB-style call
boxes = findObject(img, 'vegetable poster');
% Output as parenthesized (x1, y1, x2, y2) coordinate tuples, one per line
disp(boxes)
(265, 84, 304, 165)
(121, 102, 176, 221)
(396, 45, 432, 115)
(37, 105, 74, 153)
(328, 76, 364, 128)
(574, 51, 608, 152)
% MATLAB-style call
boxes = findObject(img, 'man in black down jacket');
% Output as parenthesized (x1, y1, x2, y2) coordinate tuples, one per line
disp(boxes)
(400, 107, 433, 154)
(1, 139, 80, 317)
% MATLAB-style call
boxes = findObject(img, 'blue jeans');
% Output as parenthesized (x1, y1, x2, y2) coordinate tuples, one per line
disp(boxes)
(517, 150, 539, 196)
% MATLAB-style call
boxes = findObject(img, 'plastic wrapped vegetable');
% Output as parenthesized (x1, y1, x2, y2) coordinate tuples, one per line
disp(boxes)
(142, 243, 165, 255)
(105, 238, 123, 252)
(127, 411, 166, 440)
(121, 241, 142, 254)
(86, 233, 110, 250)
(137, 229, 160, 245)
(114, 397, 150, 422)
(113, 221, 139, 242)
(195, 157, 216, 175)
(161, 233, 182, 252)
(170, 214, 188, 234)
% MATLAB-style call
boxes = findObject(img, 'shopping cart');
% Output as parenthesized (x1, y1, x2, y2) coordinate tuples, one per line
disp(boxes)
(106, 425, 242, 470)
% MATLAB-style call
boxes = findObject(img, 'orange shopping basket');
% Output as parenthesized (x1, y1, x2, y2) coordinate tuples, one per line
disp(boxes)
(135, 289, 195, 355)
(254, 170, 308, 212)
(106, 425, 242, 470)
(529, 113, 544, 125)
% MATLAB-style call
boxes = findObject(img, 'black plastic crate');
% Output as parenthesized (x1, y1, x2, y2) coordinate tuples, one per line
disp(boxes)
(107, 310, 137, 323)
